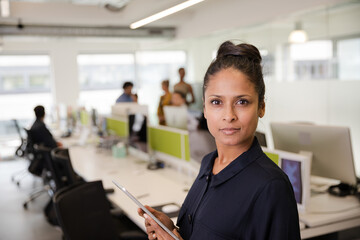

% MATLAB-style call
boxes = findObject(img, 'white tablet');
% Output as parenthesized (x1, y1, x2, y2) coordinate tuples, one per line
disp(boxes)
(112, 180, 180, 240)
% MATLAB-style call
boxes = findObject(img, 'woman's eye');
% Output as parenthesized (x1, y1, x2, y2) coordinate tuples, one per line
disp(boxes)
(236, 99, 249, 105)
(210, 99, 221, 105)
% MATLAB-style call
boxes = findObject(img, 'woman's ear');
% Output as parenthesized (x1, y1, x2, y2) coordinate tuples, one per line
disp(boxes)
(259, 102, 265, 118)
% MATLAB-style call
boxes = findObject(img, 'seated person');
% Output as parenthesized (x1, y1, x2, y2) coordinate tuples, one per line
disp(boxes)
(163, 91, 188, 130)
(116, 81, 134, 103)
(30, 105, 62, 149)
(171, 91, 187, 107)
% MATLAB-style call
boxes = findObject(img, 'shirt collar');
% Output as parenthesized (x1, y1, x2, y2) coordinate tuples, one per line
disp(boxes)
(198, 137, 263, 188)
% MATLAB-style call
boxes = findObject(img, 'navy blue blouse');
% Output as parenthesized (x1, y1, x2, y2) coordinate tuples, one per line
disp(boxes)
(177, 138, 301, 240)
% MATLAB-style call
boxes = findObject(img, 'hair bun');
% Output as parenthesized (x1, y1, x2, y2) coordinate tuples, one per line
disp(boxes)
(217, 41, 262, 64)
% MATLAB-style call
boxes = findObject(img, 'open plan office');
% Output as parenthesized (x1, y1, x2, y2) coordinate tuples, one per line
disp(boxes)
(0, 0, 360, 239)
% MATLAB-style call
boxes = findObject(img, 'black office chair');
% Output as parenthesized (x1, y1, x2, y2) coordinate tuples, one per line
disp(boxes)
(11, 122, 32, 186)
(23, 144, 56, 209)
(50, 147, 82, 187)
(53, 180, 147, 240)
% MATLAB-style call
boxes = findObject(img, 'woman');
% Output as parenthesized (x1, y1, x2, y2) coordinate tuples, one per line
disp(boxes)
(171, 91, 187, 107)
(174, 68, 195, 105)
(157, 80, 172, 125)
(139, 41, 300, 239)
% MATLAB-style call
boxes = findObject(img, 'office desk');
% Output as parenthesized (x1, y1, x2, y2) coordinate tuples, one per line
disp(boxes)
(69, 145, 195, 230)
(68, 144, 360, 239)
(299, 194, 360, 239)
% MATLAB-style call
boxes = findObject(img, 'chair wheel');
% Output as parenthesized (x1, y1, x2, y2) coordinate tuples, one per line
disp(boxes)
(23, 203, 28, 209)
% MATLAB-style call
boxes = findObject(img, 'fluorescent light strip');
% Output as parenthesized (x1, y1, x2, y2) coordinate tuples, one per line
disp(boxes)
(130, 0, 205, 29)
(1, 0, 10, 18)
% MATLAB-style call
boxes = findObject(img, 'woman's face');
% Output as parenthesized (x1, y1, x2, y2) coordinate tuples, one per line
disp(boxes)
(172, 93, 186, 106)
(203, 67, 265, 148)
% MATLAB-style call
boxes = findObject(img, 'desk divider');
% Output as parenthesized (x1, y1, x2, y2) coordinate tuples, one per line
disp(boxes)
(80, 110, 90, 126)
(106, 117, 128, 137)
(149, 126, 190, 161)
(106, 117, 190, 161)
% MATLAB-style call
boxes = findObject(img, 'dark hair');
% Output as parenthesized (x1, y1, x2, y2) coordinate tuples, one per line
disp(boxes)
(34, 105, 45, 119)
(173, 90, 186, 100)
(161, 80, 169, 88)
(123, 81, 133, 89)
(203, 41, 265, 108)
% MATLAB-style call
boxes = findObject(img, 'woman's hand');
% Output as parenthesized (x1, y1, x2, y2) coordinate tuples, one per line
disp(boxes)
(138, 205, 182, 240)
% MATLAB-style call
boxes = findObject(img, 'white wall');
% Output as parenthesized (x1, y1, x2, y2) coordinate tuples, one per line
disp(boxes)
(261, 81, 360, 176)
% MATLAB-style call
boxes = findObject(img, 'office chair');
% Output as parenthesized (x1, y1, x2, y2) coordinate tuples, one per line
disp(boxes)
(11, 121, 32, 186)
(50, 147, 82, 187)
(51, 147, 114, 194)
(23, 145, 56, 209)
(53, 180, 148, 240)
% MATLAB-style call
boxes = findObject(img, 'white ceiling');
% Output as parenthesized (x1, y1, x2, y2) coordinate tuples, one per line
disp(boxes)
(1, 0, 350, 39)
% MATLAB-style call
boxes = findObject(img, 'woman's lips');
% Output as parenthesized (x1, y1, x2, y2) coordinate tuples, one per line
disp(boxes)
(220, 128, 240, 135)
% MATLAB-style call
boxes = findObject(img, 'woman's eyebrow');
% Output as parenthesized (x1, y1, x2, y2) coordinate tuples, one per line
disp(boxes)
(207, 94, 252, 98)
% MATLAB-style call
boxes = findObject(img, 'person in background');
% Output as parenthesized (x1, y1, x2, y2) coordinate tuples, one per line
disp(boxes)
(138, 41, 300, 239)
(30, 105, 62, 149)
(157, 80, 172, 125)
(116, 81, 134, 103)
(171, 91, 186, 107)
(174, 68, 195, 105)
(132, 93, 138, 103)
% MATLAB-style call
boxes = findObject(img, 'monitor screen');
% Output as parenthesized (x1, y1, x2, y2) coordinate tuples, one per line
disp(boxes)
(163, 106, 188, 130)
(271, 122, 357, 186)
(187, 111, 216, 163)
(281, 158, 303, 204)
(128, 113, 147, 153)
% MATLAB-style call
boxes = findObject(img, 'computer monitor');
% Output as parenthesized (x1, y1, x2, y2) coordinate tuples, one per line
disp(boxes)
(163, 106, 188, 130)
(270, 122, 357, 186)
(263, 147, 311, 211)
(255, 131, 267, 147)
(187, 111, 216, 163)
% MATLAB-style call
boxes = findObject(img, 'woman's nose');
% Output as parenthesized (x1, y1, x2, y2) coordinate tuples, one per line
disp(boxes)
(222, 105, 237, 122)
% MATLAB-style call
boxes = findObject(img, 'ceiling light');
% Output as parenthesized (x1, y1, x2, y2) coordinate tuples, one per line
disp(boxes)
(1, 0, 10, 18)
(130, 0, 205, 29)
(288, 22, 308, 43)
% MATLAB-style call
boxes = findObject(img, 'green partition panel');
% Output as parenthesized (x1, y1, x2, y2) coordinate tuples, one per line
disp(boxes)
(149, 127, 190, 161)
(184, 134, 190, 161)
(264, 151, 279, 165)
(106, 118, 128, 137)
(80, 110, 89, 126)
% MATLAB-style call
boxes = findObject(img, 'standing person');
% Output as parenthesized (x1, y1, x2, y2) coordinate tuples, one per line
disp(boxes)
(30, 105, 62, 149)
(116, 81, 134, 103)
(138, 41, 301, 239)
(157, 80, 172, 125)
(174, 68, 195, 105)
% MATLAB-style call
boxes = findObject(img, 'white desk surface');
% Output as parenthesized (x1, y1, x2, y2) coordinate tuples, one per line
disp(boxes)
(67, 143, 360, 239)
(69, 145, 195, 231)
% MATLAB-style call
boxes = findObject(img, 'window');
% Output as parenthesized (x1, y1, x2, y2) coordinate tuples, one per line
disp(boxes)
(0, 55, 51, 93)
(337, 38, 360, 80)
(77, 54, 135, 114)
(77, 54, 135, 90)
(0, 55, 52, 137)
(284, 40, 333, 81)
(135, 51, 186, 124)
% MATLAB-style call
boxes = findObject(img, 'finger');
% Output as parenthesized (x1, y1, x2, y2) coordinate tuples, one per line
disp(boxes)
(137, 207, 145, 217)
(144, 205, 157, 214)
